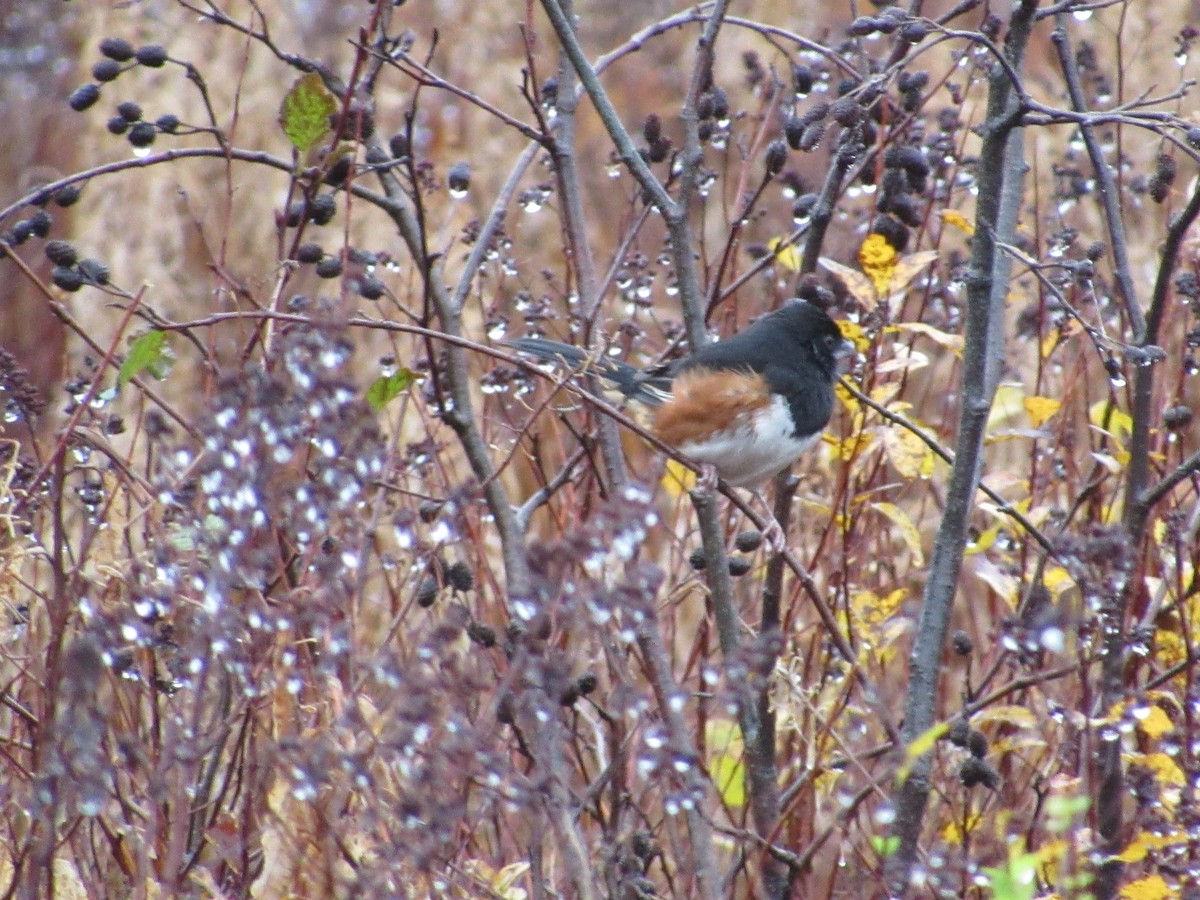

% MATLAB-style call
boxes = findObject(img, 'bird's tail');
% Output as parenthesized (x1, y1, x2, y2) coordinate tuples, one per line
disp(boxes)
(508, 338, 659, 404)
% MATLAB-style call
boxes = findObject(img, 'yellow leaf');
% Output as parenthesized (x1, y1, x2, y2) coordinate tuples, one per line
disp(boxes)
(858, 234, 899, 296)
(1127, 751, 1185, 787)
(1137, 705, 1174, 740)
(939, 208, 975, 235)
(888, 321, 964, 355)
(873, 501, 925, 565)
(897, 722, 950, 784)
(989, 383, 1028, 429)
(1024, 395, 1061, 427)
(819, 256, 876, 307)
(1119, 874, 1175, 900)
(662, 458, 696, 498)
(708, 721, 746, 808)
(941, 814, 983, 845)
(1043, 566, 1075, 599)
(974, 705, 1038, 729)
(889, 250, 940, 296)
(767, 237, 803, 272)
(1089, 400, 1133, 441)
(851, 588, 906, 629)
(1118, 830, 1188, 864)
(838, 318, 871, 352)
(881, 426, 936, 480)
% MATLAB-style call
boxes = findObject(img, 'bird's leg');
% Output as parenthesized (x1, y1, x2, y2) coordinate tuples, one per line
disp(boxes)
(750, 490, 788, 555)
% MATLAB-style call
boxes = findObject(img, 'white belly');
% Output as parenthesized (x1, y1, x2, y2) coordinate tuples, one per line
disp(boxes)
(677, 394, 818, 487)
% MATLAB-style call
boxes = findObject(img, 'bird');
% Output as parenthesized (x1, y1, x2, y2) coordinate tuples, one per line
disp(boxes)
(509, 301, 855, 550)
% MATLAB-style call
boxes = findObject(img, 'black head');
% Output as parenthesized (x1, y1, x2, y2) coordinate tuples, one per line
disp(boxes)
(769, 302, 854, 378)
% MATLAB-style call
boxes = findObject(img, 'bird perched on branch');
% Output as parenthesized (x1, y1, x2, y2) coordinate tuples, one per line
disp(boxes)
(510, 301, 854, 551)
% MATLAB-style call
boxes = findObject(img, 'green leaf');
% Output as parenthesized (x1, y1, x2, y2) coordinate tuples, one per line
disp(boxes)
(871, 835, 900, 858)
(119, 330, 171, 389)
(279, 72, 337, 152)
(366, 369, 416, 411)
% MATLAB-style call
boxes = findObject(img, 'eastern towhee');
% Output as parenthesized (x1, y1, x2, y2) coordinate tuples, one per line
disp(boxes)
(511, 301, 854, 549)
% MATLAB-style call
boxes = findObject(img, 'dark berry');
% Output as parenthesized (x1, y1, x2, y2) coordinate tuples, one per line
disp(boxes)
(952, 630, 973, 656)
(792, 63, 814, 95)
(799, 122, 825, 152)
(467, 621, 496, 647)
(967, 729, 989, 759)
(830, 98, 864, 127)
(728, 556, 752, 576)
(388, 132, 409, 159)
(309, 193, 336, 225)
(107, 116, 130, 135)
(295, 243, 323, 264)
(1164, 405, 1193, 430)
(284, 202, 305, 228)
(1188, 127, 1200, 150)
(897, 71, 930, 94)
(135, 45, 168, 67)
(69, 84, 101, 112)
(78, 259, 110, 286)
(688, 548, 708, 570)
(792, 193, 818, 220)
(899, 21, 929, 42)
(576, 672, 597, 695)
(358, 276, 385, 300)
(322, 155, 352, 186)
(315, 257, 343, 279)
(643, 114, 662, 144)
(708, 87, 729, 120)
(10, 220, 33, 245)
(99, 37, 136, 61)
(155, 114, 180, 134)
(52, 267, 84, 292)
(959, 757, 1000, 790)
(45, 240, 78, 267)
(849, 16, 880, 36)
(763, 139, 788, 176)
(734, 531, 763, 553)
(446, 561, 474, 591)
(54, 186, 82, 207)
(415, 577, 439, 608)
(785, 115, 805, 150)
(92, 59, 123, 82)
(947, 718, 970, 747)
(117, 101, 142, 122)
(28, 210, 52, 238)
(127, 121, 157, 149)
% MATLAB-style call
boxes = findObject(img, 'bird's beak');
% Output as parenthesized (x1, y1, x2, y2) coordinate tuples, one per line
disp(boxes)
(834, 338, 856, 374)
